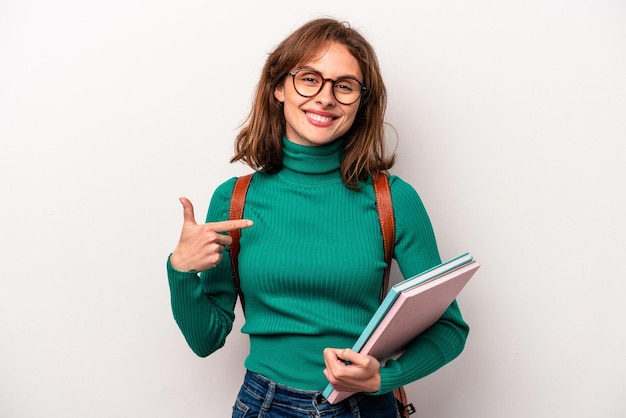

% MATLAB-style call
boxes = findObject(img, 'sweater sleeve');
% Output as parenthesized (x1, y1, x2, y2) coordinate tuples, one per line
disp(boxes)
(374, 176, 470, 394)
(166, 178, 240, 357)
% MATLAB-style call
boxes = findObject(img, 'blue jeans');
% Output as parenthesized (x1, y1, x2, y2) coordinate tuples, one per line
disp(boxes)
(232, 370, 399, 418)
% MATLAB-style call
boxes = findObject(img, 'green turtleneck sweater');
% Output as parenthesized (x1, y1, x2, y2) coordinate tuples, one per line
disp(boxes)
(167, 137, 469, 394)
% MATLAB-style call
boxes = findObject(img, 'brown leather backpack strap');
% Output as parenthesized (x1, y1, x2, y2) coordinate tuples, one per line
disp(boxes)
(394, 386, 416, 417)
(374, 174, 415, 416)
(373, 172, 396, 300)
(229, 173, 254, 313)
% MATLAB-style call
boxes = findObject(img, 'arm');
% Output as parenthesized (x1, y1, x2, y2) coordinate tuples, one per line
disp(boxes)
(167, 179, 253, 357)
(375, 176, 469, 393)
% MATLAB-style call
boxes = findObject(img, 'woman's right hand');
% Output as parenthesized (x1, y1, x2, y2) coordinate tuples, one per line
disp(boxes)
(170, 197, 253, 272)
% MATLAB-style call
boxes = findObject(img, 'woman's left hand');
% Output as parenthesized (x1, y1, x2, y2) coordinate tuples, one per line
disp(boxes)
(322, 348, 381, 393)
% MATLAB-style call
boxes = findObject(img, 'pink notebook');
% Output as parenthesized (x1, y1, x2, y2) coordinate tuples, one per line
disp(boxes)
(324, 260, 480, 404)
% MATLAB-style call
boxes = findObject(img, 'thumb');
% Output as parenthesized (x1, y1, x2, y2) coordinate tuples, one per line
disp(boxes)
(336, 348, 359, 364)
(179, 197, 197, 226)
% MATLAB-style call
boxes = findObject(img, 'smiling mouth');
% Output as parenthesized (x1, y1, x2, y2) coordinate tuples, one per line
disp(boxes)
(305, 112, 336, 123)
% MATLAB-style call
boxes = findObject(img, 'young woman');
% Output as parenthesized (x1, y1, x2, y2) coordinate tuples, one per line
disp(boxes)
(167, 17, 469, 417)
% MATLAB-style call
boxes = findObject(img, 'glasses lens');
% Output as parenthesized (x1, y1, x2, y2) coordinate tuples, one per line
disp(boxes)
(293, 71, 323, 97)
(333, 77, 362, 104)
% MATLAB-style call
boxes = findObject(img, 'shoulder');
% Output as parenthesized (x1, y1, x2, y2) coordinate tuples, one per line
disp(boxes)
(386, 175, 440, 266)
(207, 173, 262, 220)
(385, 174, 433, 222)
(205, 176, 239, 222)
(387, 175, 424, 204)
(211, 176, 239, 201)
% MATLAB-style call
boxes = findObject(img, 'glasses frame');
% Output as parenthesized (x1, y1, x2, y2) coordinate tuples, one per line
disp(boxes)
(288, 69, 367, 105)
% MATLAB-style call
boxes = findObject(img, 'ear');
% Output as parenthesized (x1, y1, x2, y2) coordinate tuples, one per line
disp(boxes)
(274, 84, 285, 103)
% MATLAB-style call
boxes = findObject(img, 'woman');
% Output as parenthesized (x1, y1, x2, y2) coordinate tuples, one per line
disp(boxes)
(168, 17, 469, 417)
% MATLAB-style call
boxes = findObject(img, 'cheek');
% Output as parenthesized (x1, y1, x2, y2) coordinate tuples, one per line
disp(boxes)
(344, 107, 360, 126)
(282, 102, 302, 129)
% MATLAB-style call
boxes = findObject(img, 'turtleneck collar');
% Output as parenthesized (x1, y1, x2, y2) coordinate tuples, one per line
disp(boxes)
(277, 136, 343, 185)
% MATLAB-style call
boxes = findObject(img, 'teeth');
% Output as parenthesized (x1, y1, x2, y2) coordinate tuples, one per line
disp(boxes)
(307, 112, 333, 123)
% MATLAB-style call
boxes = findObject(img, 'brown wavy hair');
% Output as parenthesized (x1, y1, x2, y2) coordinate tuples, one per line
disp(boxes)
(231, 17, 395, 189)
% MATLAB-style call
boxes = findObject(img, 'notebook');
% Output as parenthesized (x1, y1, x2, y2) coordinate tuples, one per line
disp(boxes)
(322, 254, 480, 403)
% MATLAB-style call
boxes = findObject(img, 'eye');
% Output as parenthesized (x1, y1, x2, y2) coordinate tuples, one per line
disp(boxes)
(298, 72, 322, 86)
(334, 78, 359, 93)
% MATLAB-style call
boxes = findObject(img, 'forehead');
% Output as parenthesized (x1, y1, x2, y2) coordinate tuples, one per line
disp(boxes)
(299, 42, 362, 79)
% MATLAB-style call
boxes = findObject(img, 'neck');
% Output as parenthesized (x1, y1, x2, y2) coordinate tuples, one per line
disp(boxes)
(277, 137, 343, 185)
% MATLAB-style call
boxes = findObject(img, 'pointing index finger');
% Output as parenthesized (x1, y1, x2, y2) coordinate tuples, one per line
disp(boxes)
(210, 219, 254, 232)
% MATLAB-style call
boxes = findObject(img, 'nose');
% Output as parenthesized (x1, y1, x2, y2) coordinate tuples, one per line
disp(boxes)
(315, 79, 336, 106)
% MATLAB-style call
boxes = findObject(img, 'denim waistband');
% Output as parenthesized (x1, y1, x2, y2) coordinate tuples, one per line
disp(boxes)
(238, 370, 397, 417)
(243, 370, 330, 404)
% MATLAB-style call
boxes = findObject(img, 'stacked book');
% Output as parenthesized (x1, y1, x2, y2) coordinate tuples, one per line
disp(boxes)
(323, 252, 480, 403)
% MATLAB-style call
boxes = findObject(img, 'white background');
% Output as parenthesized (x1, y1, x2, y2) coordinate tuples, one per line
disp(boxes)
(1, 1, 625, 417)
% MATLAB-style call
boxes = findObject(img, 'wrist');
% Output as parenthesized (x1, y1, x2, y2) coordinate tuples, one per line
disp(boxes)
(169, 252, 193, 272)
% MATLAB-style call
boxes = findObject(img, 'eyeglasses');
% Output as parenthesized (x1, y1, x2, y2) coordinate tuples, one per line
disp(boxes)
(288, 69, 366, 105)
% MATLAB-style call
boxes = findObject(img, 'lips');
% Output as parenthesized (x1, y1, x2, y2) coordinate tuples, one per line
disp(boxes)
(305, 111, 337, 125)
